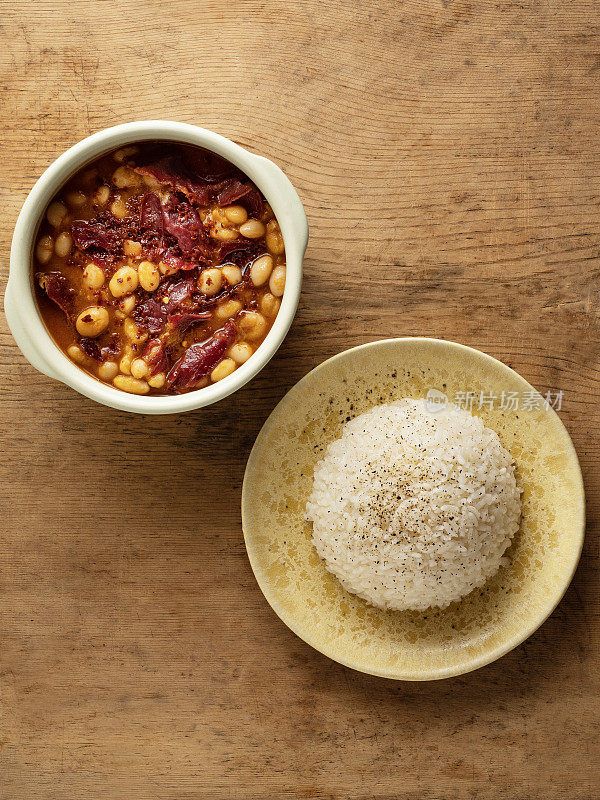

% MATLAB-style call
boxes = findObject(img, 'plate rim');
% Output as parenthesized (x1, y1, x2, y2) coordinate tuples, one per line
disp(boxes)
(241, 337, 586, 680)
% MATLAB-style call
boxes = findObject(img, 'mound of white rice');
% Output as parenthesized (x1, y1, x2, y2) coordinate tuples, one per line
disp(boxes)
(306, 399, 521, 611)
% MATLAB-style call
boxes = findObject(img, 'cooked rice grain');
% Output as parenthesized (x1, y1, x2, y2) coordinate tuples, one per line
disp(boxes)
(306, 399, 521, 611)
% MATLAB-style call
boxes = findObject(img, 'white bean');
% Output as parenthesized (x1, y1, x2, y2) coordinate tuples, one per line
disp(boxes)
(239, 219, 265, 239)
(238, 311, 267, 341)
(138, 261, 160, 292)
(98, 361, 118, 381)
(130, 358, 148, 379)
(36, 235, 54, 265)
(224, 205, 248, 224)
(47, 201, 67, 228)
(83, 263, 105, 290)
(109, 266, 139, 297)
(54, 232, 72, 258)
(269, 265, 286, 297)
(75, 306, 109, 337)
(221, 265, 243, 285)
(113, 375, 149, 394)
(228, 342, 253, 364)
(250, 254, 274, 287)
(211, 358, 236, 382)
(198, 268, 223, 296)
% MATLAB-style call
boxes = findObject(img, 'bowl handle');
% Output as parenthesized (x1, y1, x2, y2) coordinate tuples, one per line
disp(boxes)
(250, 155, 309, 256)
(4, 281, 61, 381)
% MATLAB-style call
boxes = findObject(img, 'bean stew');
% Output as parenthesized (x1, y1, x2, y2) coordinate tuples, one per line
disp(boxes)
(33, 142, 286, 395)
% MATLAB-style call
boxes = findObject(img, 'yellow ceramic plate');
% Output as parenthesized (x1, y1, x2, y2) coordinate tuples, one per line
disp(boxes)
(242, 339, 584, 680)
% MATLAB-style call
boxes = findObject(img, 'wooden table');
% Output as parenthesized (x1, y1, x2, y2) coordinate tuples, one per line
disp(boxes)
(1, 1, 598, 798)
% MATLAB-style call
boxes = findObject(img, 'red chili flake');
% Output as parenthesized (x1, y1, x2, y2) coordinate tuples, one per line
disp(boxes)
(79, 337, 102, 360)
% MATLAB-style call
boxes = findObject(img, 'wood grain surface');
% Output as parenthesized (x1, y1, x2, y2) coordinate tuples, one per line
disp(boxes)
(1, 1, 599, 798)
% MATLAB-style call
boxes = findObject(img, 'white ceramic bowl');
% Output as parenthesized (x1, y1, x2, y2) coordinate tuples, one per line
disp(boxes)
(5, 121, 308, 414)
